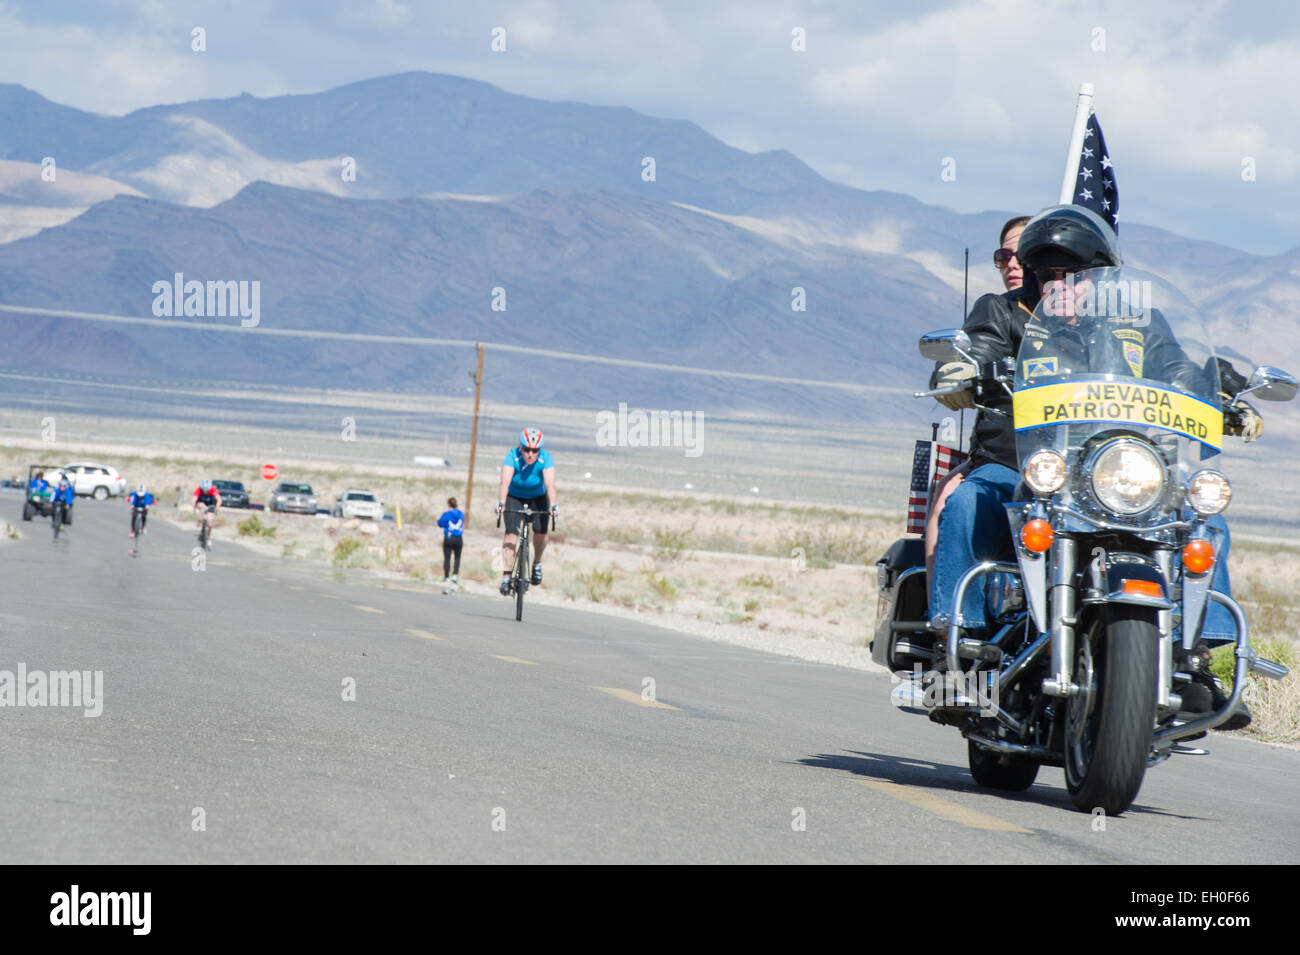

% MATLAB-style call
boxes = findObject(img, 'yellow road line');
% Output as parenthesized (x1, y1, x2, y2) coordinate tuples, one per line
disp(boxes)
(352, 604, 384, 614)
(593, 686, 679, 710)
(319, 594, 341, 600)
(407, 628, 444, 641)
(853, 779, 1031, 832)
(491, 655, 537, 665)
(288, 585, 304, 591)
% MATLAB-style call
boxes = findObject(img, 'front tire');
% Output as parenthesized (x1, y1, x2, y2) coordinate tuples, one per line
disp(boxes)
(968, 740, 1039, 791)
(92, 486, 108, 500)
(22, 501, 32, 521)
(1063, 606, 1158, 816)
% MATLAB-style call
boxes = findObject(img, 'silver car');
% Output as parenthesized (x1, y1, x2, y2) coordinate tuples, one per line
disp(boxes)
(269, 482, 318, 514)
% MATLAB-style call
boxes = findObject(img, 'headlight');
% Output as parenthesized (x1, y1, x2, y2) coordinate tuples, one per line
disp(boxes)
(1186, 470, 1231, 516)
(1023, 450, 1067, 494)
(1090, 439, 1166, 515)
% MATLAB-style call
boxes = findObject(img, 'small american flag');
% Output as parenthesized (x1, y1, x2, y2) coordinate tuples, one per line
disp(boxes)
(906, 439, 969, 535)
(1074, 113, 1118, 232)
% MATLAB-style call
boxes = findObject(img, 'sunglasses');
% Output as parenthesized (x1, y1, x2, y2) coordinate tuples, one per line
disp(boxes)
(993, 248, 1018, 267)
(519, 446, 539, 455)
(1033, 267, 1077, 285)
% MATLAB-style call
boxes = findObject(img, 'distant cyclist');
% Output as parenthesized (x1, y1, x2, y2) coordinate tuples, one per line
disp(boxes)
(495, 427, 556, 595)
(128, 483, 155, 537)
(51, 474, 75, 528)
(193, 479, 221, 543)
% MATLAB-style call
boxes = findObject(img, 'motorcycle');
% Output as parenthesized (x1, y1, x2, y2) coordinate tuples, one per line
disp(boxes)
(872, 264, 1297, 814)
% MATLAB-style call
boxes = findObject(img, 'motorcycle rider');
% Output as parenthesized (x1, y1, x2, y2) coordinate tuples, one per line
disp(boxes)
(928, 204, 1260, 727)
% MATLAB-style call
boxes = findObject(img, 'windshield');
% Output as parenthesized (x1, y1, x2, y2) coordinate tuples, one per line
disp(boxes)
(346, 493, 376, 501)
(1014, 266, 1222, 448)
(279, 483, 312, 494)
(1012, 266, 1226, 521)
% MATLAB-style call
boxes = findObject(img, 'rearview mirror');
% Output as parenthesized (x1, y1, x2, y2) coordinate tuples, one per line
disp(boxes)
(918, 329, 974, 364)
(1245, 366, 1298, 403)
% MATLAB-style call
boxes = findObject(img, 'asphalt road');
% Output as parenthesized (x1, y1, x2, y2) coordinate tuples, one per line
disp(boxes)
(2, 489, 1297, 864)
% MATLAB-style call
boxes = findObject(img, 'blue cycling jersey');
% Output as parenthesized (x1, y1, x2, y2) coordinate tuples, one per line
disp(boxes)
(52, 484, 75, 505)
(128, 492, 155, 508)
(502, 447, 554, 498)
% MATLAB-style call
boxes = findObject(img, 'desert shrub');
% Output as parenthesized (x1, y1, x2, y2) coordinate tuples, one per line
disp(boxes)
(333, 536, 366, 566)
(238, 515, 277, 538)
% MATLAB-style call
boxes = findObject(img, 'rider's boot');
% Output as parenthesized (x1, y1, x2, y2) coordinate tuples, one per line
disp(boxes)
(1176, 639, 1251, 731)
(531, 563, 543, 585)
(499, 576, 511, 597)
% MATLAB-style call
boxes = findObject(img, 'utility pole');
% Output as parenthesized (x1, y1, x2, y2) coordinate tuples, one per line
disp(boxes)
(464, 344, 484, 528)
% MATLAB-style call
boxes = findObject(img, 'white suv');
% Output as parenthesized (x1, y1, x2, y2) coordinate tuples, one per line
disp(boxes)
(333, 489, 384, 520)
(61, 462, 126, 499)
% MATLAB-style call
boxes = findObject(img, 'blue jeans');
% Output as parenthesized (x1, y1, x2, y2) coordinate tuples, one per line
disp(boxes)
(929, 463, 1236, 641)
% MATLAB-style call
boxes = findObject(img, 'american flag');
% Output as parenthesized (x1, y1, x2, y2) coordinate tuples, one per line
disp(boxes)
(1074, 113, 1118, 231)
(906, 439, 968, 535)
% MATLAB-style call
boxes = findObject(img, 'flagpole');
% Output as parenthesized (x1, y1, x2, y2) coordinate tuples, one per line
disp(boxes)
(1058, 82, 1095, 203)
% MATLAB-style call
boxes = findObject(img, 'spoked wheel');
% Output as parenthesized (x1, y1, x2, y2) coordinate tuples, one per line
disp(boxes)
(968, 739, 1039, 791)
(199, 519, 210, 550)
(1063, 606, 1158, 816)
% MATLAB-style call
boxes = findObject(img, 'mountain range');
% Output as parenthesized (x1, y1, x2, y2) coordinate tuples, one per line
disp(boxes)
(1, 71, 1297, 427)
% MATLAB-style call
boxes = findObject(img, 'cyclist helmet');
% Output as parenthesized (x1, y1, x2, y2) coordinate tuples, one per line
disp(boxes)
(1017, 204, 1122, 279)
(519, 427, 544, 451)
(200, 479, 213, 491)
(136, 484, 147, 495)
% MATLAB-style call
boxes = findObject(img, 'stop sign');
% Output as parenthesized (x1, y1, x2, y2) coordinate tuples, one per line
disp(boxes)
(262, 464, 278, 481)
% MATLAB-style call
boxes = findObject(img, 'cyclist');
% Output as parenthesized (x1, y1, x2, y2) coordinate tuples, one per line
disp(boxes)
(494, 427, 556, 595)
(51, 473, 75, 528)
(127, 483, 155, 537)
(193, 479, 222, 545)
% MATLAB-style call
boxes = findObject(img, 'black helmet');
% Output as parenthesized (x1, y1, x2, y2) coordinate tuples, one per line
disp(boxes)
(1017, 205, 1121, 275)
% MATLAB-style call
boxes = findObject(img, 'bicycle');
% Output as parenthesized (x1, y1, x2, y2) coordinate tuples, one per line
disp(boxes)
(497, 504, 556, 621)
(130, 506, 148, 557)
(52, 500, 69, 540)
(196, 503, 217, 550)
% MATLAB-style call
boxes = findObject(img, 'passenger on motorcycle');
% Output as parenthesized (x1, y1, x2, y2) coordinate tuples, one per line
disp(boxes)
(128, 484, 154, 536)
(495, 427, 557, 595)
(927, 205, 1259, 726)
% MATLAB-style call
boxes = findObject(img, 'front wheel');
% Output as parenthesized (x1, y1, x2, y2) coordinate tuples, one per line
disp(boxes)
(92, 486, 108, 500)
(1063, 606, 1158, 816)
(514, 533, 528, 622)
(968, 740, 1039, 791)
(22, 501, 32, 521)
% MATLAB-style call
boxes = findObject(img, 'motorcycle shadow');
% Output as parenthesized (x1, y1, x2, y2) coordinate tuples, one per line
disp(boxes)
(798, 749, 1204, 821)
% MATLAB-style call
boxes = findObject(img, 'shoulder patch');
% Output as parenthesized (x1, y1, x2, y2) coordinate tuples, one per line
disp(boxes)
(1023, 357, 1059, 378)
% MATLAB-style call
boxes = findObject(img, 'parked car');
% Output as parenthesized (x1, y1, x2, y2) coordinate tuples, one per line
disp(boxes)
(333, 489, 383, 520)
(61, 461, 126, 499)
(268, 482, 317, 514)
(213, 479, 250, 509)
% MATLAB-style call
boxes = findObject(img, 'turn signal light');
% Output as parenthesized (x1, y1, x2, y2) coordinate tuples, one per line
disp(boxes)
(1020, 519, 1055, 553)
(1121, 579, 1163, 599)
(1183, 539, 1215, 575)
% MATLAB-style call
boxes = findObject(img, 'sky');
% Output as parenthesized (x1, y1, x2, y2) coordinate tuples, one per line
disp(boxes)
(3, 0, 1299, 254)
